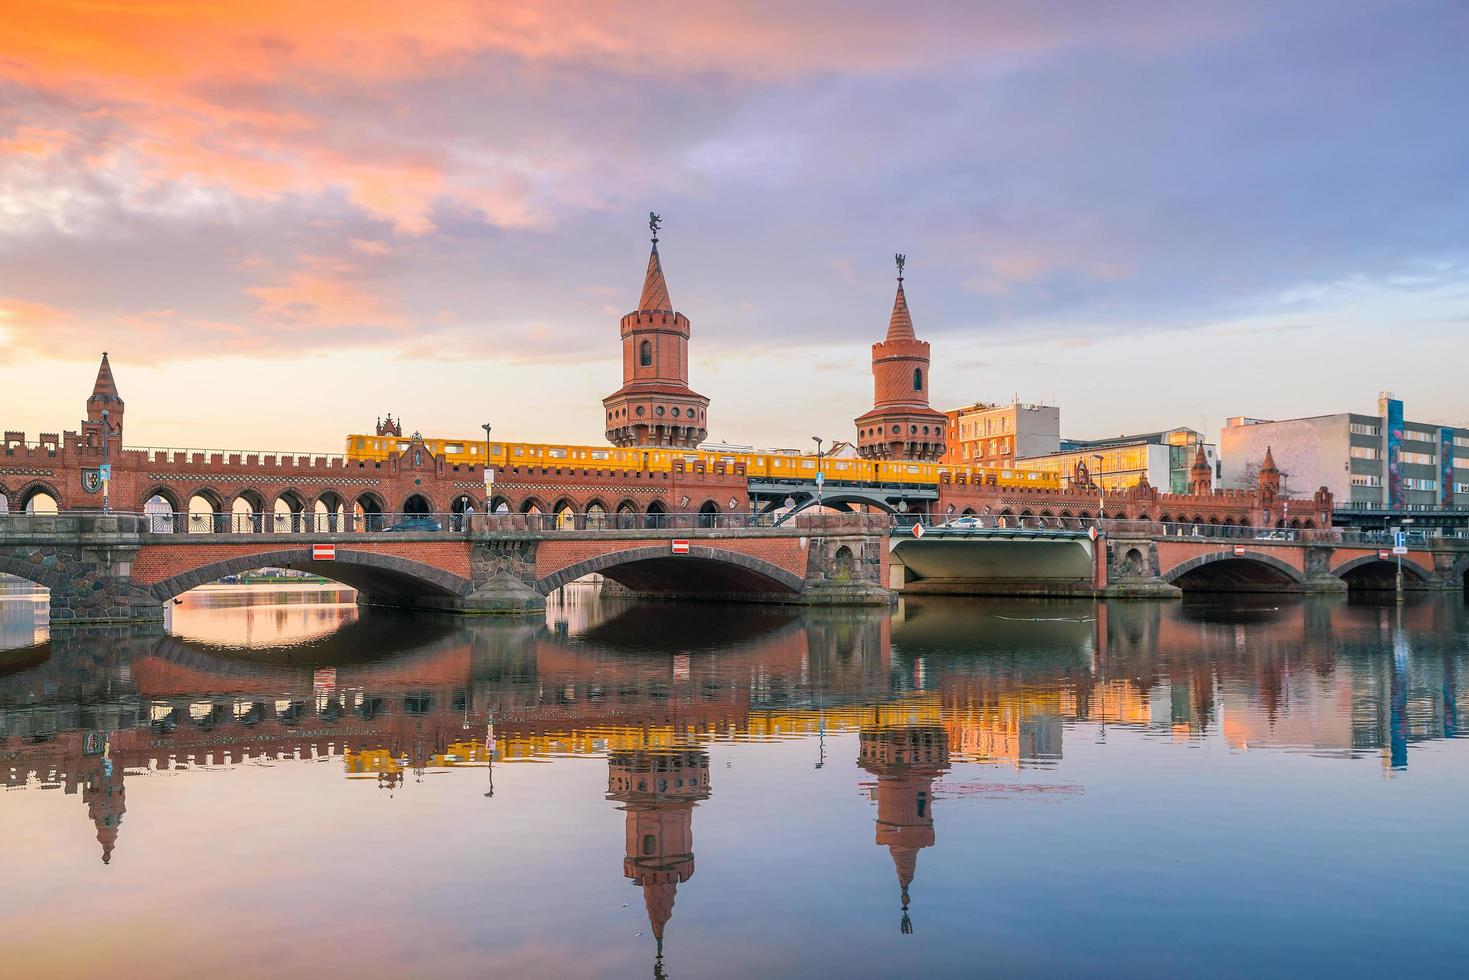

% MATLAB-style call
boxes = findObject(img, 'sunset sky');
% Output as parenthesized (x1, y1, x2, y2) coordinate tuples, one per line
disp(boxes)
(2, 1, 1466, 452)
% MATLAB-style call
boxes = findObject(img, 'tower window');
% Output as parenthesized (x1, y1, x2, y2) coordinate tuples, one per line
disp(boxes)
(640, 341, 652, 367)
(913, 368, 923, 391)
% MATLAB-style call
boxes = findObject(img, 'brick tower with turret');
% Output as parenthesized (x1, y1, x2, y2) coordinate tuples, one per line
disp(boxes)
(855, 256, 946, 461)
(603, 214, 709, 449)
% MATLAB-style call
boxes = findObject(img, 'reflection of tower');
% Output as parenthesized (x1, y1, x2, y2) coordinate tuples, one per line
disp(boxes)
(607, 746, 711, 973)
(858, 724, 950, 934)
(81, 754, 126, 865)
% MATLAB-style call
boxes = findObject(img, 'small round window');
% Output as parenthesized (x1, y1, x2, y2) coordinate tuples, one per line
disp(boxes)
(656, 406, 666, 417)
(636, 406, 645, 416)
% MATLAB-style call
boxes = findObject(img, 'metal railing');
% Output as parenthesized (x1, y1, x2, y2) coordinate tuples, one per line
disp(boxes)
(127, 510, 845, 535)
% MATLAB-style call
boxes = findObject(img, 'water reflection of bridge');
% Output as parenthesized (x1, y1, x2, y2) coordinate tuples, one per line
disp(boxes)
(3, 596, 1467, 962)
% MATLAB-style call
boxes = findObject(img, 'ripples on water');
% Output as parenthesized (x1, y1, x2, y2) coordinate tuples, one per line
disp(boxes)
(2, 583, 1468, 979)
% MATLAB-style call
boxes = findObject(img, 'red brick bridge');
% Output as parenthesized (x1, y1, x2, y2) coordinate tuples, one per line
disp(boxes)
(0, 512, 892, 623)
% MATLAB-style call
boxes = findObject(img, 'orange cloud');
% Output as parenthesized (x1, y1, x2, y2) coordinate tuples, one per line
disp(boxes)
(247, 255, 408, 330)
(0, 2, 1234, 232)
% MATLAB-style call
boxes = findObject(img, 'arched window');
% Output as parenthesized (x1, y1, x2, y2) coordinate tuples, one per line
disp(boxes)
(913, 368, 923, 391)
(639, 340, 652, 367)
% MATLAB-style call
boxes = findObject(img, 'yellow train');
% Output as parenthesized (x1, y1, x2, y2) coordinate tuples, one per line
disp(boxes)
(343, 433, 1059, 490)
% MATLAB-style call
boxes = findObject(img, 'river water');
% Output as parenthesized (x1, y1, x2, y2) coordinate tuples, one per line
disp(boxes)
(2, 585, 1468, 979)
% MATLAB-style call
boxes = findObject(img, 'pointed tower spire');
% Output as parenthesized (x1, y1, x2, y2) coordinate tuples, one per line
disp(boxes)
(83, 351, 124, 446)
(639, 211, 672, 312)
(1261, 445, 1278, 473)
(91, 352, 120, 402)
(885, 254, 915, 342)
(1189, 442, 1213, 495)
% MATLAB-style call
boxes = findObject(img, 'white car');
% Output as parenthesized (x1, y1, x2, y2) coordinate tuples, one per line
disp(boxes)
(945, 516, 983, 529)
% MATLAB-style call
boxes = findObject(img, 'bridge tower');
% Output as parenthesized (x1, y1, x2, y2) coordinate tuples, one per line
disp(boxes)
(1189, 443, 1213, 495)
(854, 257, 946, 461)
(858, 723, 950, 934)
(603, 215, 710, 449)
(1258, 446, 1281, 500)
(81, 352, 124, 450)
(607, 745, 710, 974)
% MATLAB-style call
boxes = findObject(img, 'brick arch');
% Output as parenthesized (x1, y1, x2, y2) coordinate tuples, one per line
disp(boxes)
(141, 486, 183, 512)
(0, 552, 67, 592)
(1161, 550, 1306, 586)
(185, 486, 228, 511)
(16, 479, 65, 511)
(229, 488, 268, 511)
(399, 491, 439, 513)
(1331, 554, 1435, 583)
(146, 548, 473, 602)
(534, 545, 805, 596)
(275, 488, 309, 511)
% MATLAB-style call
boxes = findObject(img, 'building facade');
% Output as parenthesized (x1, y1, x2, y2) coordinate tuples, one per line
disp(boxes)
(940, 400, 1060, 468)
(1017, 427, 1217, 494)
(1219, 394, 1469, 510)
(854, 258, 946, 461)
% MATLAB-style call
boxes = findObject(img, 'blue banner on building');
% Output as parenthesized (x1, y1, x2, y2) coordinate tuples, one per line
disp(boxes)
(1385, 398, 1404, 507)
(1441, 428, 1455, 507)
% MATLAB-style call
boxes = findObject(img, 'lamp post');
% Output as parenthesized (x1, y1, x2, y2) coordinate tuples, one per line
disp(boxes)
(1396, 516, 1415, 601)
(811, 436, 824, 511)
(100, 409, 112, 515)
(1092, 453, 1105, 528)
(480, 421, 493, 508)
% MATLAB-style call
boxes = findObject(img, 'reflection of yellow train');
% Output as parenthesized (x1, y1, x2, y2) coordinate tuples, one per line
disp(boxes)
(343, 434, 1058, 490)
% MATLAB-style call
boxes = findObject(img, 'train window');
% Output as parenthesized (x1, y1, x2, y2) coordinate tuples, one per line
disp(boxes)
(548, 448, 567, 459)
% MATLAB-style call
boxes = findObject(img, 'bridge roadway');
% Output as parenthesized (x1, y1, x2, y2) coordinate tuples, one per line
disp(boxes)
(2, 513, 1466, 624)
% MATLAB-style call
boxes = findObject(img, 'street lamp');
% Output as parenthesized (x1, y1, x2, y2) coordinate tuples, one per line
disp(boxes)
(480, 423, 493, 515)
(100, 409, 112, 515)
(1092, 453, 1105, 526)
(811, 436, 824, 511)
(1396, 517, 1415, 601)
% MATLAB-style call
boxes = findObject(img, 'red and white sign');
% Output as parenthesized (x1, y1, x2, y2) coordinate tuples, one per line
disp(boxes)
(671, 539, 690, 554)
(1087, 526, 1099, 542)
(312, 543, 336, 561)
(1233, 545, 1246, 556)
(911, 523, 925, 539)
(1379, 549, 1391, 560)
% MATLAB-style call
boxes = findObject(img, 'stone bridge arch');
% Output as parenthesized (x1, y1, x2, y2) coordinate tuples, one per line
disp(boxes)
(144, 547, 474, 603)
(535, 545, 805, 597)
(1331, 553, 1436, 588)
(1162, 550, 1307, 591)
(0, 551, 68, 593)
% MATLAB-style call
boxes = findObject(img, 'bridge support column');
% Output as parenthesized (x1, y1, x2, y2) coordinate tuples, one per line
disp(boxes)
(1, 515, 165, 624)
(798, 527, 894, 606)
(1300, 546, 1349, 594)
(1100, 536, 1182, 600)
(463, 539, 546, 614)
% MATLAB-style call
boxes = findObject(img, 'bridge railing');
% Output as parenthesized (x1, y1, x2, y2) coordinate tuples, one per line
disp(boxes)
(124, 510, 838, 535)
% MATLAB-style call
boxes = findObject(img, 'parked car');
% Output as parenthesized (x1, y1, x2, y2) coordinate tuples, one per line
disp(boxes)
(945, 516, 983, 529)
(383, 516, 443, 532)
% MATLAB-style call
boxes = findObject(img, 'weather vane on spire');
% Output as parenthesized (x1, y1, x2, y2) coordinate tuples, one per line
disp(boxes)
(895, 253, 906, 282)
(649, 211, 662, 245)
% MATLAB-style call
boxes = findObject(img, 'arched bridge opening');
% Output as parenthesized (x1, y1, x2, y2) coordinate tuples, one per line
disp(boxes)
(146, 548, 474, 610)
(1332, 556, 1434, 592)
(537, 546, 805, 600)
(1164, 553, 1306, 593)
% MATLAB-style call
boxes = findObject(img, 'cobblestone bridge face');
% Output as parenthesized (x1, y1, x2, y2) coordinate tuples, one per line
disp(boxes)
(0, 514, 893, 623)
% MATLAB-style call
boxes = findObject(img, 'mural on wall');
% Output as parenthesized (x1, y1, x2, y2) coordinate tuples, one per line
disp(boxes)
(1384, 397, 1404, 507)
(1441, 428, 1455, 508)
